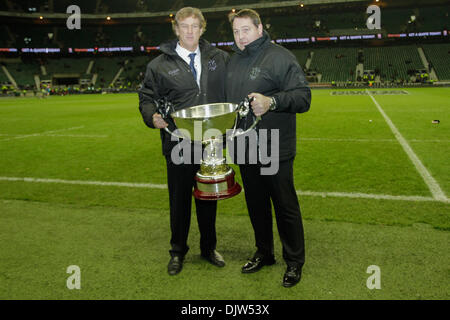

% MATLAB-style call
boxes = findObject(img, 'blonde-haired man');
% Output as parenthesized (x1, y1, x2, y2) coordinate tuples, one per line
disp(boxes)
(139, 7, 229, 275)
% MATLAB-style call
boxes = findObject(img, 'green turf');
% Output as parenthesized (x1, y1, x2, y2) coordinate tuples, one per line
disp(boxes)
(369, 88, 450, 192)
(0, 88, 449, 299)
(0, 199, 448, 300)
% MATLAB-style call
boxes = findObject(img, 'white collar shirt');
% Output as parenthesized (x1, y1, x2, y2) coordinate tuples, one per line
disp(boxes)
(175, 43, 201, 87)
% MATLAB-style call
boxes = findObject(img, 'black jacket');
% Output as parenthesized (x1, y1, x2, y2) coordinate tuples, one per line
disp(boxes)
(139, 38, 229, 156)
(226, 31, 311, 162)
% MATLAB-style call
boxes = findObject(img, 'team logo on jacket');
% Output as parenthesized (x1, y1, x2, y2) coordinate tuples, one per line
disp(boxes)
(208, 59, 217, 71)
(249, 67, 261, 80)
(168, 68, 180, 77)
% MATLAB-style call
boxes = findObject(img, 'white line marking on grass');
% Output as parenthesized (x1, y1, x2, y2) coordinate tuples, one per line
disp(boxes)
(300, 138, 450, 143)
(301, 138, 397, 143)
(366, 90, 448, 202)
(296, 190, 442, 203)
(0, 176, 167, 189)
(408, 139, 450, 143)
(0, 176, 448, 203)
(0, 133, 107, 138)
(0, 126, 85, 142)
(39, 134, 108, 138)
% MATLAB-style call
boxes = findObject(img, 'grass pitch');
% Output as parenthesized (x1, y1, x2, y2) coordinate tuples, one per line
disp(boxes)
(0, 88, 449, 299)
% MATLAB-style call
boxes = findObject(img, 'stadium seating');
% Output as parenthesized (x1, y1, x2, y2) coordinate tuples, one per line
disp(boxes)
(363, 45, 424, 82)
(5, 59, 40, 88)
(309, 47, 358, 83)
(44, 58, 91, 76)
(0, 68, 10, 84)
(422, 43, 450, 80)
(119, 55, 150, 86)
(92, 56, 127, 87)
(290, 49, 310, 69)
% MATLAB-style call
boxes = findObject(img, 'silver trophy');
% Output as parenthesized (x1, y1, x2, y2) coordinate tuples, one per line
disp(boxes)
(158, 97, 259, 200)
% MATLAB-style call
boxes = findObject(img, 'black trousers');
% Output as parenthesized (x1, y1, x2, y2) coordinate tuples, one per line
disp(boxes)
(165, 156, 217, 257)
(239, 159, 305, 268)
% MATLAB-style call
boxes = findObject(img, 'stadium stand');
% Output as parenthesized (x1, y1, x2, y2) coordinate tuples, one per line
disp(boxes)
(363, 45, 424, 82)
(144, 0, 178, 12)
(414, 5, 449, 31)
(101, 25, 140, 47)
(44, 57, 91, 76)
(92, 56, 127, 87)
(53, 0, 97, 14)
(119, 55, 150, 87)
(422, 43, 450, 80)
(4, 59, 40, 88)
(309, 47, 359, 83)
(0, 0, 449, 95)
(11, 24, 57, 48)
(290, 49, 310, 70)
(101, 0, 137, 14)
(140, 23, 174, 46)
(381, 8, 416, 33)
(0, 67, 10, 84)
(57, 27, 100, 48)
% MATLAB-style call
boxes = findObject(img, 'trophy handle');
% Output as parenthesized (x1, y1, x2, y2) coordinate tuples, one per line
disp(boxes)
(230, 96, 261, 139)
(163, 127, 186, 140)
(155, 97, 187, 140)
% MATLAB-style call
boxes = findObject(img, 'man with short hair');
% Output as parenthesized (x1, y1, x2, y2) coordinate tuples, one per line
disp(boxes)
(226, 9, 311, 287)
(139, 7, 228, 275)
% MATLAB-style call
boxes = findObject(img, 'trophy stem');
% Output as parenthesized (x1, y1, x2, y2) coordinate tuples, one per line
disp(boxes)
(199, 139, 229, 176)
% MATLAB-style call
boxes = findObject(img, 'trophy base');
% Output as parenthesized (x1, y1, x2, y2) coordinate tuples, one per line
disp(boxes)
(193, 169, 242, 200)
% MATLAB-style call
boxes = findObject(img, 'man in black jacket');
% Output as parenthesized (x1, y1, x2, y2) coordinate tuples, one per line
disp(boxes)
(138, 7, 228, 275)
(226, 9, 311, 287)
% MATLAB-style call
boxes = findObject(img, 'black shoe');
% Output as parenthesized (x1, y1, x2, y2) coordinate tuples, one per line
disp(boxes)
(282, 266, 302, 287)
(201, 250, 225, 267)
(168, 255, 183, 276)
(241, 255, 276, 274)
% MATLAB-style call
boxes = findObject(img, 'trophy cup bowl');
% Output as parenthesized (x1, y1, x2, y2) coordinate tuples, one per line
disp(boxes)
(166, 101, 259, 200)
